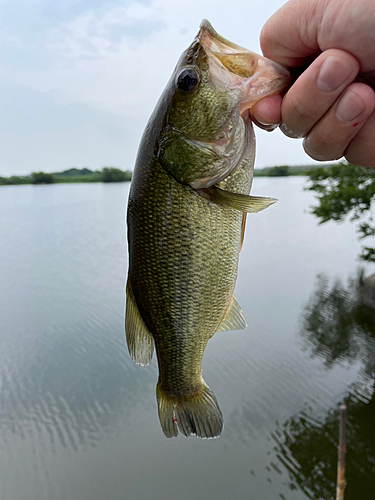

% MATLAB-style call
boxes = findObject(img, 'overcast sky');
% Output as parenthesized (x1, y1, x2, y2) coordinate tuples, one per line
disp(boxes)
(0, 0, 327, 176)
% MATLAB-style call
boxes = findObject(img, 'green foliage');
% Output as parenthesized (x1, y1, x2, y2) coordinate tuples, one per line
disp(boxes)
(55, 173, 103, 183)
(31, 171, 55, 184)
(254, 165, 311, 176)
(0, 175, 30, 185)
(0, 167, 132, 186)
(253, 169, 268, 177)
(53, 167, 97, 177)
(306, 161, 375, 262)
(0, 166, 132, 186)
(268, 165, 290, 176)
(102, 167, 132, 182)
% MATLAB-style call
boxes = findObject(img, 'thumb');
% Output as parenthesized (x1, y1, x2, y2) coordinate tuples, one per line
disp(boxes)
(260, 0, 322, 67)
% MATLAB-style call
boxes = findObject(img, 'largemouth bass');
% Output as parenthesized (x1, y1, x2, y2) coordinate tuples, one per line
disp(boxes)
(126, 20, 290, 438)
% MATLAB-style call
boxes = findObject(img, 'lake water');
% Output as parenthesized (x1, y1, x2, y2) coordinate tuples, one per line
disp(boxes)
(1, 177, 374, 500)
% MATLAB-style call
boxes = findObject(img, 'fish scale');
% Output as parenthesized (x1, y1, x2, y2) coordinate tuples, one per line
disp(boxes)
(128, 158, 244, 374)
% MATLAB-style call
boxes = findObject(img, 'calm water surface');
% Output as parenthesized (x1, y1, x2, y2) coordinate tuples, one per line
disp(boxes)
(0, 177, 374, 499)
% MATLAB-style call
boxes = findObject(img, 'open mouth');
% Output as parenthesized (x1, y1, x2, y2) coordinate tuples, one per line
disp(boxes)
(198, 19, 291, 113)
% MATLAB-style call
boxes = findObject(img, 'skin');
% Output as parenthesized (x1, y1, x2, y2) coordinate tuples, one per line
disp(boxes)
(250, 0, 375, 166)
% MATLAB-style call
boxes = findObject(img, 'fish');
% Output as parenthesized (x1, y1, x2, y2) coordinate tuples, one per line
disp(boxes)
(125, 20, 290, 438)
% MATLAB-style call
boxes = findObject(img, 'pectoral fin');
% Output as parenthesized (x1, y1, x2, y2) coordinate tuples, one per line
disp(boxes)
(125, 279, 154, 367)
(209, 186, 277, 213)
(217, 295, 247, 332)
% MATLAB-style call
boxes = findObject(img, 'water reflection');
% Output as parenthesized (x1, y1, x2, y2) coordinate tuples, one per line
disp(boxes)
(300, 270, 375, 378)
(273, 383, 375, 499)
(271, 271, 375, 499)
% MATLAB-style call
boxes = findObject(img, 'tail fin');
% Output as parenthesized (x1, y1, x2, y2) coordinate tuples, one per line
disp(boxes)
(156, 381, 223, 439)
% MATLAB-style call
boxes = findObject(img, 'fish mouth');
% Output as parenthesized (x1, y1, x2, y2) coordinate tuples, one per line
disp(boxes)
(198, 19, 291, 113)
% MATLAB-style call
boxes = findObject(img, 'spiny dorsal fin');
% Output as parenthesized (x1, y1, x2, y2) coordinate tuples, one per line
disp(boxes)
(217, 295, 247, 332)
(125, 279, 154, 366)
(210, 186, 277, 213)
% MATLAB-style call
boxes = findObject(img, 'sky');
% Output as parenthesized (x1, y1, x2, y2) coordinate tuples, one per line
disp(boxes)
(0, 0, 328, 176)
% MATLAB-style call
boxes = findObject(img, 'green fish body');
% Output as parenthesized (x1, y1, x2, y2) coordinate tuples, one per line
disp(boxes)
(126, 20, 290, 438)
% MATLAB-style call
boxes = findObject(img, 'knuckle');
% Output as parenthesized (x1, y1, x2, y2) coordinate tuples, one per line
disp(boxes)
(287, 91, 317, 123)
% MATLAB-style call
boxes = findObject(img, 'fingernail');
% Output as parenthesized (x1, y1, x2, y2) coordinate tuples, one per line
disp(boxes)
(280, 122, 304, 139)
(252, 117, 278, 131)
(259, 122, 278, 132)
(336, 90, 365, 122)
(317, 56, 353, 92)
(264, 124, 278, 132)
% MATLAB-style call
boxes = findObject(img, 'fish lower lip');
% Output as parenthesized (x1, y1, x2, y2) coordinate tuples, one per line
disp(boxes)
(240, 108, 253, 138)
(238, 109, 254, 162)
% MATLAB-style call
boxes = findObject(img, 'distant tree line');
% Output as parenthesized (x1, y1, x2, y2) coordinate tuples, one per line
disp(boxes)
(0, 175, 30, 185)
(254, 165, 304, 176)
(31, 172, 55, 184)
(268, 165, 290, 176)
(102, 167, 131, 182)
(0, 167, 132, 186)
(2, 164, 326, 185)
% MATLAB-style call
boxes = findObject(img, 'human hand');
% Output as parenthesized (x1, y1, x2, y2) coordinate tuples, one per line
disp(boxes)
(251, 0, 375, 166)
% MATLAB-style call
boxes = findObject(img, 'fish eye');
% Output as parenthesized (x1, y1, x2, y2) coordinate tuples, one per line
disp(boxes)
(176, 68, 200, 93)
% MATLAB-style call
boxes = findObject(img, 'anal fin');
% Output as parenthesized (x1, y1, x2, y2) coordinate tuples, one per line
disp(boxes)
(125, 279, 154, 366)
(217, 295, 247, 332)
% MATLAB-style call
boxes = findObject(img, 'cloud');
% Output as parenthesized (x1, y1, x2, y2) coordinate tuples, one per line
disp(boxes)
(48, 4, 167, 62)
(0, 0, 153, 37)
(0, 0, 327, 176)
(0, 1, 165, 73)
